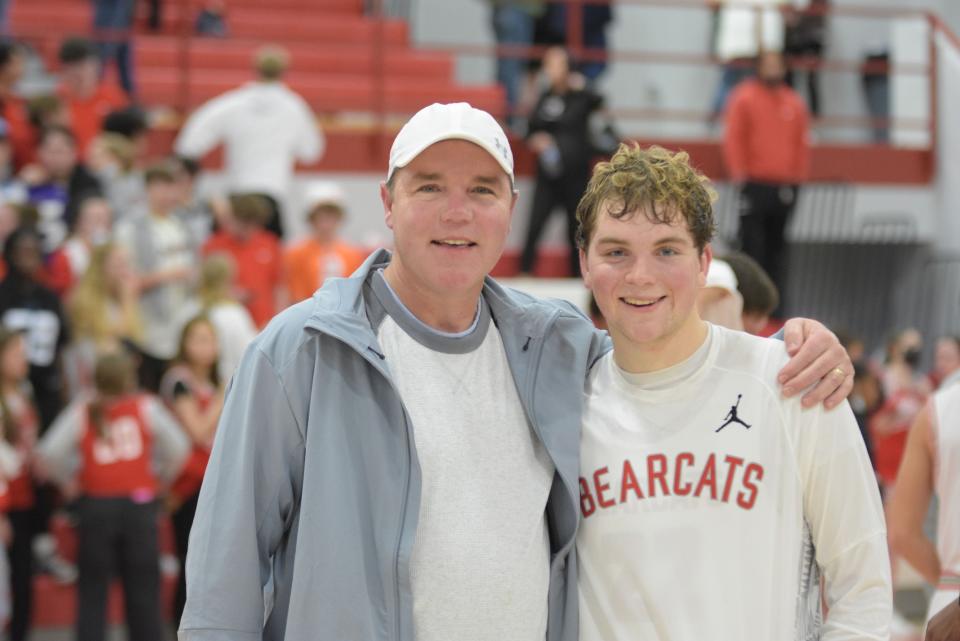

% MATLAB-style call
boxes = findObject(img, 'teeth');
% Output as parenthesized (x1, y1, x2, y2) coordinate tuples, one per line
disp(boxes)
(623, 297, 659, 306)
(438, 240, 471, 246)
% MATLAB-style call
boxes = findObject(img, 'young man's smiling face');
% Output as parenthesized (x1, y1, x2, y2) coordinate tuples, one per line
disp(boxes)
(381, 139, 516, 306)
(581, 202, 711, 371)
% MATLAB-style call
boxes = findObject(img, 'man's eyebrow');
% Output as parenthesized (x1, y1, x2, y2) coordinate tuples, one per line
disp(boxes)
(654, 235, 693, 246)
(594, 236, 628, 246)
(409, 172, 441, 182)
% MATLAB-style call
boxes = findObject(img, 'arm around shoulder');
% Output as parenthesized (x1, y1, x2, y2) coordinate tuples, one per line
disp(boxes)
(179, 345, 306, 638)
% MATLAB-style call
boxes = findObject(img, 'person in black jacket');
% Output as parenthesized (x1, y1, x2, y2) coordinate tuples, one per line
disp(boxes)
(520, 46, 605, 277)
(0, 226, 69, 430)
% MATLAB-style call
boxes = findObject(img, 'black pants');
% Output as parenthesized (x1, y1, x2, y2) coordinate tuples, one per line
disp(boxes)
(76, 497, 163, 641)
(7, 509, 35, 641)
(171, 491, 199, 628)
(737, 181, 799, 315)
(520, 170, 588, 277)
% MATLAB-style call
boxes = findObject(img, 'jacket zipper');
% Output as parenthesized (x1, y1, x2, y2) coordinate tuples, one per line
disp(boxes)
(305, 322, 413, 641)
(521, 311, 579, 568)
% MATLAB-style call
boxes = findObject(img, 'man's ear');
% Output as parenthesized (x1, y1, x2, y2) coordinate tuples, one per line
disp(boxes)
(380, 182, 394, 231)
(579, 247, 591, 288)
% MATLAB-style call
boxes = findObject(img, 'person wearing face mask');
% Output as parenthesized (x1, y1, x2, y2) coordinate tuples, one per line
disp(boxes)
(723, 50, 810, 316)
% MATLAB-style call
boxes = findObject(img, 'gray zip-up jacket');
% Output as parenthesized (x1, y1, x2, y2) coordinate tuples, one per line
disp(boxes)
(179, 250, 609, 641)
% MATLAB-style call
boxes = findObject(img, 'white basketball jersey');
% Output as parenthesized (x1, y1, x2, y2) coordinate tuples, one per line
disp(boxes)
(933, 382, 960, 587)
(578, 324, 891, 641)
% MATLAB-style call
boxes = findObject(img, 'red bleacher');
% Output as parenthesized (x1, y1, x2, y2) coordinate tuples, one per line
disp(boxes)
(10, 0, 505, 117)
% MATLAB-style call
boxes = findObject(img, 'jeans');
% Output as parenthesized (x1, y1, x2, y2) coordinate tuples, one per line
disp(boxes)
(711, 62, 753, 118)
(492, 5, 535, 119)
(93, 0, 136, 97)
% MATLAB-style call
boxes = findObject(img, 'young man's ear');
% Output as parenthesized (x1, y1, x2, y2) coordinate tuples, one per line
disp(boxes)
(698, 243, 713, 288)
(579, 247, 592, 287)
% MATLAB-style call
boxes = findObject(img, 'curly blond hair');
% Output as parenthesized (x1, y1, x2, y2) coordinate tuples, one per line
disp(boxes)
(576, 143, 717, 252)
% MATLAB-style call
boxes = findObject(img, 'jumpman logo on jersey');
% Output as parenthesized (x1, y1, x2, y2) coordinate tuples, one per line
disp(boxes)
(715, 394, 751, 432)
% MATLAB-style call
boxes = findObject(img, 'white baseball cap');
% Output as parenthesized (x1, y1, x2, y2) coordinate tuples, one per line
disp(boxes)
(387, 102, 514, 184)
(303, 181, 346, 210)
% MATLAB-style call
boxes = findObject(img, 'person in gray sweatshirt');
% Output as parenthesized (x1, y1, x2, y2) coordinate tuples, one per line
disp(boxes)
(178, 102, 853, 641)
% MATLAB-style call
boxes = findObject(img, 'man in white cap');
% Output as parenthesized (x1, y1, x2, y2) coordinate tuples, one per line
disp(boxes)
(179, 102, 853, 641)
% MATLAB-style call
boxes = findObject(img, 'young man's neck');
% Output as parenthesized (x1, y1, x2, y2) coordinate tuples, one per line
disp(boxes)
(613, 314, 709, 374)
(382, 262, 481, 334)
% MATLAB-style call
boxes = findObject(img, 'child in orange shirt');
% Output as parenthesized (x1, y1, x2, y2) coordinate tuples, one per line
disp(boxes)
(284, 182, 366, 302)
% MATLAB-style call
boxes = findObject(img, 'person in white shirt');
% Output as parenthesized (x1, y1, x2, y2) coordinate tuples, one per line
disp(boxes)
(888, 369, 960, 632)
(575, 143, 891, 641)
(173, 45, 323, 238)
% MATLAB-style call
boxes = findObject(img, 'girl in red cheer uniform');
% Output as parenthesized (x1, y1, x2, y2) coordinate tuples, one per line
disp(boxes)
(0, 328, 40, 641)
(38, 350, 189, 641)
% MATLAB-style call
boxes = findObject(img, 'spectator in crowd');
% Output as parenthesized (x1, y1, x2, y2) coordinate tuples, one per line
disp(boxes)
(0, 42, 36, 171)
(57, 37, 128, 156)
(0, 123, 27, 206)
(723, 250, 779, 334)
(22, 125, 102, 253)
(195, 0, 229, 37)
(888, 375, 960, 632)
(170, 155, 213, 250)
(25, 95, 69, 134)
(159, 315, 224, 628)
(697, 257, 742, 330)
(114, 163, 196, 390)
(784, 0, 829, 117)
(0, 200, 19, 279)
(723, 50, 810, 313)
(538, 1, 613, 82)
(39, 349, 189, 641)
(521, 46, 606, 277)
(283, 182, 365, 303)
(873, 330, 928, 460)
(203, 194, 284, 329)
(43, 194, 112, 297)
(711, 0, 789, 119)
(0, 226, 69, 430)
(486, 1, 546, 128)
(86, 132, 144, 223)
(64, 242, 142, 396)
(931, 334, 960, 389)
(92, 0, 137, 98)
(697, 252, 779, 335)
(174, 254, 256, 382)
(178, 101, 853, 640)
(101, 106, 150, 161)
(174, 45, 324, 239)
(0, 326, 41, 641)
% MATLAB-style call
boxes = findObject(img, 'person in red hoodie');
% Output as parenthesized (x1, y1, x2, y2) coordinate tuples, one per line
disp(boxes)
(203, 194, 285, 328)
(38, 349, 189, 641)
(57, 37, 129, 158)
(723, 49, 810, 314)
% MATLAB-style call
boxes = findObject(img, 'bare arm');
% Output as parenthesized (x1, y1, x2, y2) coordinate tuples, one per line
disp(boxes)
(171, 389, 224, 448)
(888, 403, 941, 584)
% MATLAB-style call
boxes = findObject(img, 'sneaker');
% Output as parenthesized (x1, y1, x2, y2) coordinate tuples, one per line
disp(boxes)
(32, 533, 78, 584)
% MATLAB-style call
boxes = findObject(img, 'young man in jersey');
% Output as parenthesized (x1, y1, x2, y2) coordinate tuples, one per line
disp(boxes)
(576, 144, 891, 640)
(180, 104, 856, 641)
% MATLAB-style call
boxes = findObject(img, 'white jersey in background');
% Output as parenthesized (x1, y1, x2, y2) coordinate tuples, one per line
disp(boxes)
(929, 380, 960, 622)
(578, 324, 891, 641)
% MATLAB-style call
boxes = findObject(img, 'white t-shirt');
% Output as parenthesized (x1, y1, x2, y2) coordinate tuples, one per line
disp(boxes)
(578, 323, 890, 641)
(929, 380, 960, 621)
(174, 81, 323, 201)
(369, 272, 554, 641)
